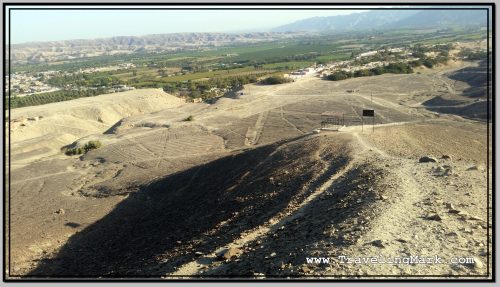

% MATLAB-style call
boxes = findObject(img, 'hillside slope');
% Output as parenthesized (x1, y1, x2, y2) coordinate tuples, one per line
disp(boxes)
(9, 88, 184, 167)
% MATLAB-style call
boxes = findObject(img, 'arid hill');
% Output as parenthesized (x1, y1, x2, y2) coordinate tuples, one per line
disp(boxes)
(7, 60, 491, 279)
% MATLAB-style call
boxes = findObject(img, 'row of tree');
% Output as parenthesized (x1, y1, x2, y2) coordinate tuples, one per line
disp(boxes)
(9, 88, 109, 109)
(259, 75, 293, 85)
(163, 73, 264, 100)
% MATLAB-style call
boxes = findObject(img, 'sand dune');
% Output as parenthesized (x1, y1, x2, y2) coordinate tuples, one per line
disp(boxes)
(9, 89, 185, 165)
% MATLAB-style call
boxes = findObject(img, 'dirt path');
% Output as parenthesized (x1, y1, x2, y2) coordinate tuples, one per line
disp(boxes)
(169, 124, 423, 277)
(336, 125, 490, 277)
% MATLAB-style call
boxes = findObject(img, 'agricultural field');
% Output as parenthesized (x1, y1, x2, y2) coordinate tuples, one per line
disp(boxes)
(8, 28, 488, 109)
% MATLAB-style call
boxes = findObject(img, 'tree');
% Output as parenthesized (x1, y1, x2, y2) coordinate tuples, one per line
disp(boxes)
(260, 75, 292, 85)
(326, 71, 352, 81)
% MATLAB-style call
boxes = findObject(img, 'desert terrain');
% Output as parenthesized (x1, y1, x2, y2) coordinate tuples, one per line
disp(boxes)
(6, 60, 491, 279)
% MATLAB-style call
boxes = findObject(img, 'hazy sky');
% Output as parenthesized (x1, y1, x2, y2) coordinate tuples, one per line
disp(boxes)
(9, 9, 367, 44)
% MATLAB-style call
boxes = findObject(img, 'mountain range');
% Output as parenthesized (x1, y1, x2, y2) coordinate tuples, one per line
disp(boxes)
(11, 9, 489, 65)
(273, 9, 489, 32)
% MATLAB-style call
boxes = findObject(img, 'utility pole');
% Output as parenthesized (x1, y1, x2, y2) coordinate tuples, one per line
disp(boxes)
(371, 91, 374, 133)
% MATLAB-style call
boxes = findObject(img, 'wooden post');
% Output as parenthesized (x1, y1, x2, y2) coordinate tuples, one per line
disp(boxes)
(372, 113, 374, 133)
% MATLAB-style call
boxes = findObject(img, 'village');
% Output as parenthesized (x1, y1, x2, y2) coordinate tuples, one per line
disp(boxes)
(7, 63, 137, 97)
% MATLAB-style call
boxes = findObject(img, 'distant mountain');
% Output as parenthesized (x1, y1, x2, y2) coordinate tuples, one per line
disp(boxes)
(387, 10, 488, 29)
(273, 10, 488, 32)
(11, 32, 307, 64)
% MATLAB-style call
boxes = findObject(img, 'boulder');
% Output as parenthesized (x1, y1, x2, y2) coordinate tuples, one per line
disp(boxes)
(217, 247, 240, 261)
(419, 156, 437, 163)
(370, 240, 385, 248)
(426, 214, 442, 221)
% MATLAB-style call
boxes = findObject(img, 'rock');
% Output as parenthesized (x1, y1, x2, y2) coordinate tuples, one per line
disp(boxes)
(446, 232, 458, 237)
(433, 166, 444, 173)
(468, 216, 485, 221)
(217, 247, 240, 260)
(370, 240, 385, 248)
(194, 251, 204, 257)
(419, 156, 437, 163)
(441, 155, 452, 160)
(448, 209, 461, 214)
(445, 203, 455, 209)
(55, 209, 65, 215)
(395, 238, 408, 243)
(301, 266, 311, 273)
(270, 252, 277, 257)
(433, 165, 452, 176)
(461, 227, 473, 234)
(466, 166, 478, 171)
(426, 214, 442, 221)
(464, 257, 484, 269)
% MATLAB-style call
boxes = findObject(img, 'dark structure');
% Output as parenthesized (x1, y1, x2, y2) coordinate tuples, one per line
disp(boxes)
(362, 109, 375, 132)
(320, 111, 345, 130)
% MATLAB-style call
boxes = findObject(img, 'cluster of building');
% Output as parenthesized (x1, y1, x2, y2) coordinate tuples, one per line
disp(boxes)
(355, 48, 406, 60)
(6, 71, 59, 97)
(79, 63, 136, 74)
(6, 63, 138, 97)
(108, 84, 135, 93)
(333, 61, 389, 73)
(317, 47, 418, 77)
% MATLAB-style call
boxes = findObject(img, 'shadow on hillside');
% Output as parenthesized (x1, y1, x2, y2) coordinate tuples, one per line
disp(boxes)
(423, 60, 491, 120)
(203, 164, 381, 277)
(447, 59, 490, 98)
(27, 134, 349, 278)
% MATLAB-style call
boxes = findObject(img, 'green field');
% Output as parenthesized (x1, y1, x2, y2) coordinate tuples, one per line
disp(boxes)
(262, 61, 313, 69)
(9, 26, 488, 108)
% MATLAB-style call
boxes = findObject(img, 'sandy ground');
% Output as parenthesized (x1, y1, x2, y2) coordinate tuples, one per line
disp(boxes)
(6, 60, 492, 279)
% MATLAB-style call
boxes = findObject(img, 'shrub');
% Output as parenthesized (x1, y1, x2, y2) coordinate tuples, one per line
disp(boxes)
(354, 69, 374, 78)
(64, 140, 102, 156)
(325, 71, 352, 81)
(83, 140, 102, 153)
(259, 75, 292, 85)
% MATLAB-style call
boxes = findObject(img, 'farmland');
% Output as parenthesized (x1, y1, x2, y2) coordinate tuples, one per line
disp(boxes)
(8, 28, 488, 109)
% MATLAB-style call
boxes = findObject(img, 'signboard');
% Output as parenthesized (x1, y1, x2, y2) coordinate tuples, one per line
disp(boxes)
(362, 109, 375, 117)
(361, 109, 375, 133)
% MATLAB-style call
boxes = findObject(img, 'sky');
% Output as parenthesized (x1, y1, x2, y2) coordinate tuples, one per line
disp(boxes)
(9, 9, 367, 44)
